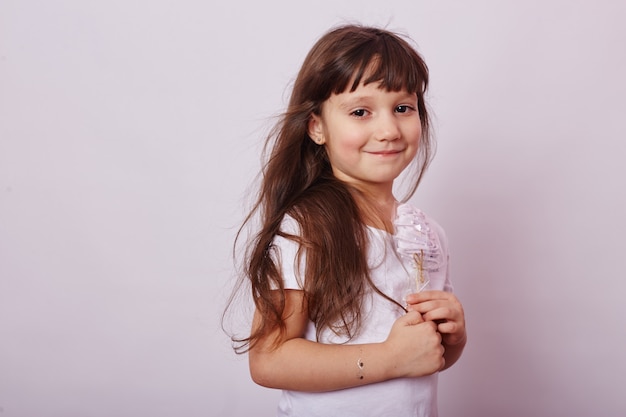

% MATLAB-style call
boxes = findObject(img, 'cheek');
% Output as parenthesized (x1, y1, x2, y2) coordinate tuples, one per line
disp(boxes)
(406, 124, 422, 147)
(414, 121, 423, 139)
(328, 126, 366, 150)
(343, 135, 367, 151)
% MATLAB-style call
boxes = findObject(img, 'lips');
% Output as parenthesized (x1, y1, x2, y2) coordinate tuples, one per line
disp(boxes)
(366, 149, 404, 155)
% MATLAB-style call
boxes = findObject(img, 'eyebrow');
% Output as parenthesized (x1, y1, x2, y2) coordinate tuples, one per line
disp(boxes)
(338, 97, 370, 110)
(337, 91, 417, 109)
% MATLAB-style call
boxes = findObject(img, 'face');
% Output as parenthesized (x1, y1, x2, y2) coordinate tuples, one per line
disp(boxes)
(309, 82, 422, 197)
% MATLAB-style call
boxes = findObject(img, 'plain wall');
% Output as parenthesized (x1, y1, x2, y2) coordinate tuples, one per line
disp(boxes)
(1, 1, 625, 416)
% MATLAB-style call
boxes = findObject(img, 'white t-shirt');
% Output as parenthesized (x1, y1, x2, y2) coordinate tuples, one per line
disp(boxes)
(271, 203, 452, 417)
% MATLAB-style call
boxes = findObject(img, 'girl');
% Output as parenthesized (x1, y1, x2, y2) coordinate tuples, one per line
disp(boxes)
(229, 24, 466, 417)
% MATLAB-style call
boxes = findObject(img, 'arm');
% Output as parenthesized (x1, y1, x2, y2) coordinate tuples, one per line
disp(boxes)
(249, 289, 445, 392)
(405, 290, 467, 370)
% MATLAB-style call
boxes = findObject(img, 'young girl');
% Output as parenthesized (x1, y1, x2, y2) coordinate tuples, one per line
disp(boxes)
(229, 24, 466, 417)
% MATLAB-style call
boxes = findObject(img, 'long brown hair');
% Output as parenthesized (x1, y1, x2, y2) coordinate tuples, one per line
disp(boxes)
(228, 24, 433, 353)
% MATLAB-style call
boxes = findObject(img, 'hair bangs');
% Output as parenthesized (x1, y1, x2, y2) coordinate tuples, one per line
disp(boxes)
(344, 32, 426, 94)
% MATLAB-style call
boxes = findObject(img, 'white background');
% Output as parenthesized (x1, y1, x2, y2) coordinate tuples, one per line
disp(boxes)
(1, 1, 625, 416)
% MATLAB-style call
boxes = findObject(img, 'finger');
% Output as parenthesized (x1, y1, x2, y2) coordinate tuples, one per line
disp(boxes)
(402, 310, 424, 325)
(411, 301, 457, 321)
(438, 356, 446, 372)
(422, 306, 459, 323)
(405, 301, 423, 312)
(405, 290, 451, 304)
(436, 321, 457, 334)
(409, 300, 441, 313)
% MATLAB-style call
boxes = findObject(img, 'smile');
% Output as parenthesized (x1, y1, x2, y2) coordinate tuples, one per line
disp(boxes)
(366, 149, 404, 156)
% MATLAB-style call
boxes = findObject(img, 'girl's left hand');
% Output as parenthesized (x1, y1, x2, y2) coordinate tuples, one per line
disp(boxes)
(405, 290, 466, 346)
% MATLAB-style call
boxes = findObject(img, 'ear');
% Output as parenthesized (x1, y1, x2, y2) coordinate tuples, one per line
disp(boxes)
(308, 114, 325, 145)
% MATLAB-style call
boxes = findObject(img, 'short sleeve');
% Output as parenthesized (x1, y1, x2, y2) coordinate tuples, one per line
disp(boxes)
(270, 215, 306, 290)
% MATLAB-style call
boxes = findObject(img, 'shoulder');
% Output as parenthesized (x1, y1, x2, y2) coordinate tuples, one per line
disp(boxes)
(272, 214, 302, 254)
(278, 213, 301, 235)
(270, 214, 306, 289)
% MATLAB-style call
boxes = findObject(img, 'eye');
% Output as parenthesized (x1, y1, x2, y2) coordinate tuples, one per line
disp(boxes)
(395, 105, 414, 114)
(351, 109, 368, 117)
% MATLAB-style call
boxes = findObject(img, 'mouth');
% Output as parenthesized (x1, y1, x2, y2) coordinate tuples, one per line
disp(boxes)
(366, 149, 404, 156)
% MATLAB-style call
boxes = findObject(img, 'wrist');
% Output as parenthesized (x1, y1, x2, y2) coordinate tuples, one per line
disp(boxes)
(364, 342, 393, 381)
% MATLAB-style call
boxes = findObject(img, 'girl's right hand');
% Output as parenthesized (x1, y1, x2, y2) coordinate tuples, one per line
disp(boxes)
(383, 310, 445, 378)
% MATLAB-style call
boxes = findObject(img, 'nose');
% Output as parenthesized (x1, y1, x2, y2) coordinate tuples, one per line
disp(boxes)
(374, 112, 400, 141)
